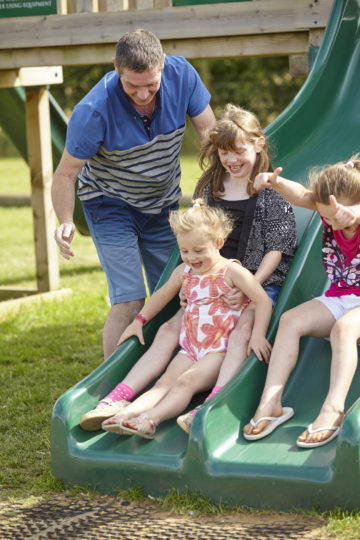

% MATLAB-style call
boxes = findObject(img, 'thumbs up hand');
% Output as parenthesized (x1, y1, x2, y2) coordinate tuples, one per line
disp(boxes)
(254, 167, 283, 191)
(329, 194, 357, 229)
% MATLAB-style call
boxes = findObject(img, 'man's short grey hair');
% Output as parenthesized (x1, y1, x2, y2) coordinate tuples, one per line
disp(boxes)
(115, 29, 164, 73)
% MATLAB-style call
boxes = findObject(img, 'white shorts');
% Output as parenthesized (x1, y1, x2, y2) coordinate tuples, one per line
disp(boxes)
(316, 293, 360, 321)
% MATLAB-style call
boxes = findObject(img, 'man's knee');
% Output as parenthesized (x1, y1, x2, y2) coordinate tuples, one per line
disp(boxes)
(109, 299, 144, 320)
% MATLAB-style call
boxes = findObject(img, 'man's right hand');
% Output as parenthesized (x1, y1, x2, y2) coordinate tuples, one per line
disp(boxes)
(54, 222, 76, 259)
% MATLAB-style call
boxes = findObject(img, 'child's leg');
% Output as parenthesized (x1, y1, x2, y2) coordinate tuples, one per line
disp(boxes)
(243, 299, 336, 437)
(122, 352, 224, 434)
(186, 308, 255, 420)
(120, 309, 182, 393)
(179, 308, 258, 431)
(215, 306, 256, 387)
(102, 350, 194, 425)
(298, 305, 360, 445)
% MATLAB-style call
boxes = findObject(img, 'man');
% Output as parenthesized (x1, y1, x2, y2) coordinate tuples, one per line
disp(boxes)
(52, 29, 215, 359)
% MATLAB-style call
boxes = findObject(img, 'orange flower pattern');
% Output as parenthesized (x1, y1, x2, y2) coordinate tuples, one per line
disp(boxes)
(179, 260, 244, 362)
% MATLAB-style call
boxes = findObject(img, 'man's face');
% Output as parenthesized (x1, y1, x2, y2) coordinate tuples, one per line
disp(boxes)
(116, 65, 163, 107)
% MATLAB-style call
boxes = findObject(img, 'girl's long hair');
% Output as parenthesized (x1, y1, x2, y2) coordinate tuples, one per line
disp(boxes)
(195, 104, 273, 199)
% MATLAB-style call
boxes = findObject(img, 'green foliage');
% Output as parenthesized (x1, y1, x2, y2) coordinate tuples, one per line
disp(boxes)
(48, 57, 304, 156)
(50, 58, 304, 127)
(51, 64, 112, 117)
(1, 57, 304, 157)
(191, 57, 304, 126)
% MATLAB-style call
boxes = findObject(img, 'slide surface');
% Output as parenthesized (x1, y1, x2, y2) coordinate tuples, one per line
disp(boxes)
(5, 0, 357, 510)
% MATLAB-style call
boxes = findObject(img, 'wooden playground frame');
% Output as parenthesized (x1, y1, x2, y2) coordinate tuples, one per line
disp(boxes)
(0, 0, 332, 311)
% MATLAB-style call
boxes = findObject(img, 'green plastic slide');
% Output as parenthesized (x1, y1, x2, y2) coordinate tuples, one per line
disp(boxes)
(4, 0, 360, 510)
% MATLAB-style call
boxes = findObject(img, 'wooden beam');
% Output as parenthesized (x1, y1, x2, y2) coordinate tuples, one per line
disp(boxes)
(0, 288, 38, 300)
(0, 288, 73, 321)
(0, 1, 332, 50)
(25, 87, 60, 293)
(162, 33, 310, 59)
(289, 53, 309, 76)
(0, 32, 312, 68)
(0, 194, 31, 207)
(0, 67, 63, 88)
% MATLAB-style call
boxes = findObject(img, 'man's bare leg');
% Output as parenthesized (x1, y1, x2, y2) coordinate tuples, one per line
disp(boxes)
(103, 299, 144, 360)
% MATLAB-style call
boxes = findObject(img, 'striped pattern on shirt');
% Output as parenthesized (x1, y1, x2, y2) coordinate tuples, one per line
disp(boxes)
(77, 127, 184, 213)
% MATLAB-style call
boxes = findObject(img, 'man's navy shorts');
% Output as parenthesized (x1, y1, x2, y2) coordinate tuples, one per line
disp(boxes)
(82, 195, 177, 305)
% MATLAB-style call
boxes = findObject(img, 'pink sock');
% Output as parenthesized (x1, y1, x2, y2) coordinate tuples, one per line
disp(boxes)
(104, 382, 135, 403)
(204, 385, 223, 403)
(190, 386, 223, 417)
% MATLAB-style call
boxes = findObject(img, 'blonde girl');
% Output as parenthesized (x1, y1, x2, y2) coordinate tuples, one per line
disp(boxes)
(102, 201, 272, 438)
(244, 157, 360, 448)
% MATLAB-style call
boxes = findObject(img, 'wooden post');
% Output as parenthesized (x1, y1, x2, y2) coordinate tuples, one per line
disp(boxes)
(25, 86, 60, 293)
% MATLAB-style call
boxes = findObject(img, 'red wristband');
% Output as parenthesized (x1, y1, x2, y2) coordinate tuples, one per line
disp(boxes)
(135, 313, 147, 326)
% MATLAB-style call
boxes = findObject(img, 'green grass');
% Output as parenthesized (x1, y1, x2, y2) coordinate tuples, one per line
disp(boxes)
(0, 156, 30, 194)
(0, 154, 201, 197)
(1, 157, 360, 539)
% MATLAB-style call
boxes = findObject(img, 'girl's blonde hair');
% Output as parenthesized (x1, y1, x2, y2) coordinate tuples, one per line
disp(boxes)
(309, 155, 360, 204)
(169, 199, 233, 243)
(195, 103, 273, 200)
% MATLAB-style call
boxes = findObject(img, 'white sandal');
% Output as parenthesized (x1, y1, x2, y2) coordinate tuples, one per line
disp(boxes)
(296, 423, 341, 448)
(107, 413, 156, 439)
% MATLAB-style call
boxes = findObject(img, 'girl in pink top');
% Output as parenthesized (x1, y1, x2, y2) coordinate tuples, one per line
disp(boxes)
(102, 200, 272, 438)
(244, 157, 360, 448)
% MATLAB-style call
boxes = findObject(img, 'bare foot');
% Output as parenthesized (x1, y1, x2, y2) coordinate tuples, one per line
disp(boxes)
(297, 408, 344, 446)
(122, 415, 154, 436)
(102, 412, 128, 427)
(243, 404, 284, 437)
(121, 414, 156, 439)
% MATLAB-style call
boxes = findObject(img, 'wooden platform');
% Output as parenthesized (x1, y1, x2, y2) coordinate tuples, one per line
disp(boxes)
(0, 1, 332, 68)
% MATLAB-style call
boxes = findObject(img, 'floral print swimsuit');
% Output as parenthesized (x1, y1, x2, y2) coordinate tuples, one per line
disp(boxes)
(179, 260, 244, 362)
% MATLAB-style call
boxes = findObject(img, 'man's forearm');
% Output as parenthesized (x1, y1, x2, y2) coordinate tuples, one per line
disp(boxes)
(51, 173, 76, 224)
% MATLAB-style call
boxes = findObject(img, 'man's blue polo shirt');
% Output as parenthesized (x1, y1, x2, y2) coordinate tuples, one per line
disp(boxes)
(66, 56, 211, 214)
